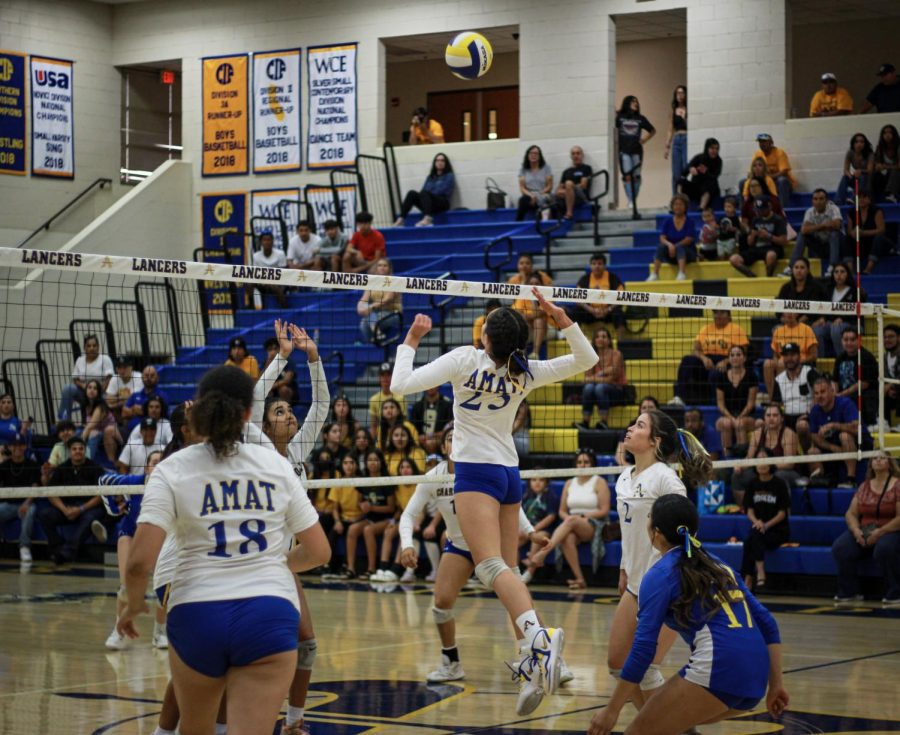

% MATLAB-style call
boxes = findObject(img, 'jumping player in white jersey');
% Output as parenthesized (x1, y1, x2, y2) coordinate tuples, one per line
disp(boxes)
(118, 366, 331, 735)
(391, 288, 597, 713)
(608, 408, 712, 707)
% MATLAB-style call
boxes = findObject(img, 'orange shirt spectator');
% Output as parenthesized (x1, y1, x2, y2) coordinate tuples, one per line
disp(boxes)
(810, 74, 854, 117)
(771, 321, 817, 363)
(751, 145, 797, 188)
(695, 318, 750, 358)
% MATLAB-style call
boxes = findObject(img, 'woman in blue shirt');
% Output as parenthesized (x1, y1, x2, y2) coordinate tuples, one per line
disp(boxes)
(649, 193, 697, 282)
(394, 152, 456, 227)
(588, 493, 789, 735)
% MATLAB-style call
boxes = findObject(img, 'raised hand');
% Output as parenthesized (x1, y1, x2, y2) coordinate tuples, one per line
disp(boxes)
(404, 314, 433, 348)
(290, 325, 320, 363)
(532, 286, 572, 328)
(274, 319, 293, 358)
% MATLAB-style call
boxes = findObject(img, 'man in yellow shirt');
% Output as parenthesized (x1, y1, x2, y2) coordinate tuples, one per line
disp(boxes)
(409, 107, 444, 145)
(809, 73, 854, 117)
(748, 133, 796, 207)
(672, 310, 749, 406)
(763, 312, 818, 397)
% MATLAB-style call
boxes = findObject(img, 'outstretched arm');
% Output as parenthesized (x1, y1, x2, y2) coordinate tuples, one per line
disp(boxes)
(288, 326, 329, 467)
(391, 314, 466, 395)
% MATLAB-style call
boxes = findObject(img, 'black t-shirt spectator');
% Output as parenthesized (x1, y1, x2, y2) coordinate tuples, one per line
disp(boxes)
(359, 485, 396, 522)
(750, 214, 787, 240)
(575, 270, 624, 291)
(410, 394, 453, 438)
(522, 489, 559, 526)
(715, 367, 759, 416)
(49, 458, 105, 505)
(0, 457, 42, 488)
(560, 164, 594, 186)
(743, 474, 791, 529)
(866, 82, 900, 113)
(834, 348, 879, 396)
(685, 151, 722, 182)
(776, 278, 828, 303)
(616, 114, 655, 155)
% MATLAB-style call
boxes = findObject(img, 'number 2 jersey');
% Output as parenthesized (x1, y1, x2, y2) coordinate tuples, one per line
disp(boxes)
(138, 441, 319, 612)
(615, 463, 687, 595)
(623, 547, 780, 701)
(392, 323, 596, 467)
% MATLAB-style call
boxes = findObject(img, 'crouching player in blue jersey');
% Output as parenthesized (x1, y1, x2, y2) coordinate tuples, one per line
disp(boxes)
(587, 494, 789, 735)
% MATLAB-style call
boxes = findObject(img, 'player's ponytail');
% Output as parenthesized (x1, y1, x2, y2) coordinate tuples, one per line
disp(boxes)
(646, 409, 713, 487)
(650, 494, 736, 629)
(191, 366, 254, 459)
(483, 306, 532, 379)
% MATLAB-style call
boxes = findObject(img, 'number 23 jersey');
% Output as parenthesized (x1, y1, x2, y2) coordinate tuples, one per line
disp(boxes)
(615, 462, 686, 595)
(139, 442, 319, 611)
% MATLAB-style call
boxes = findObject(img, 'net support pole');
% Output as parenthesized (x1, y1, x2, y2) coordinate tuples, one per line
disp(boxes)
(854, 176, 863, 459)
(877, 309, 886, 449)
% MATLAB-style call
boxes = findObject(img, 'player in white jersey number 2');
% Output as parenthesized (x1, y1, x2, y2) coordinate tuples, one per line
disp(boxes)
(391, 289, 597, 715)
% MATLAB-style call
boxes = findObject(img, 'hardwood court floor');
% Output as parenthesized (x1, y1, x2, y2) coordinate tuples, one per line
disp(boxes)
(1, 562, 899, 735)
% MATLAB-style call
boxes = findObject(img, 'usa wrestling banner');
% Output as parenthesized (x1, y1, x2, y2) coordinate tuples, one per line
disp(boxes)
(202, 54, 249, 177)
(30, 56, 73, 178)
(307, 43, 357, 169)
(0, 51, 27, 175)
(252, 48, 301, 174)
(306, 184, 357, 235)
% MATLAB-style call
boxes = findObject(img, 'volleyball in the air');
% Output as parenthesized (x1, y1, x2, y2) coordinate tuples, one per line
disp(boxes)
(445, 32, 493, 80)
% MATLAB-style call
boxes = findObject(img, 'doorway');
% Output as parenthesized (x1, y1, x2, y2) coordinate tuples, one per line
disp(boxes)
(427, 86, 518, 143)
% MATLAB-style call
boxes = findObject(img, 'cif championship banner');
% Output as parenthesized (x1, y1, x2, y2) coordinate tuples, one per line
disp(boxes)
(306, 184, 357, 235)
(200, 192, 247, 313)
(251, 187, 300, 251)
(202, 54, 249, 177)
(30, 56, 73, 178)
(307, 43, 357, 169)
(252, 49, 301, 174)
(0, 51, 27, 175)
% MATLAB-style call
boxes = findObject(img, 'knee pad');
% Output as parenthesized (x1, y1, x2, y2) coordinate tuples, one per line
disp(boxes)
(640, 664, 665, 691)
(296, 638, 317, 671)
(431, 606, 454, 625)
(474, 556, 508, 589)
(608, 667, 622, 681)
(117, 586, 127, 603)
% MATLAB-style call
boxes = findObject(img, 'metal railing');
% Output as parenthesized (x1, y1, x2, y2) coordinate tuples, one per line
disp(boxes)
(18, 177, 112, 248)
(484, 235, 515, 282)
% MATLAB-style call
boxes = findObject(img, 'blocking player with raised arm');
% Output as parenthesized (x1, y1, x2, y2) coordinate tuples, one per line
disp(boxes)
(608, 409, 713, 708)
(588, 494, 789, 735)
(117, 366, 331, 735)
(391, 287, 597, 714)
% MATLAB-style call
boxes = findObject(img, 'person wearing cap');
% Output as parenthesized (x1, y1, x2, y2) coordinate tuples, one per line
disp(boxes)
(0, 433, 41, 563)
(116, 417, 165, 477)
(729, 195, 788, 278)
(745, 134, 796, 208)
(105, 356, 144, 418)
(224, 336, 260, 379)
(770, 344, 817, 451)
(252, 231, 289, 308)
(861, 63, 900, 114)
(809, 73, 853, 117)
(368, 362, 407, 430)
(763, 313, 818, 399)
(122, 366, 168, 433)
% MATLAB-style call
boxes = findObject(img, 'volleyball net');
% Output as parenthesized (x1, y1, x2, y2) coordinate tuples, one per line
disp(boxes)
(0, 244, 898, 502)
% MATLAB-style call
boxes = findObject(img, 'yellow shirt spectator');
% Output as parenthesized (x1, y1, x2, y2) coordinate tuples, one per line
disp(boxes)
(368, 390, 407, 427)
(329, 485, 363, 522)
(695, 322, 750, 357)
(412, 119, 444, 144)
(385, 446, 426, 477)
(395, 483, 417, 510)
(741, 174, 779, 200)
(771, 323, 817, 362)
(809, 87, 853, 117)
(751, 146, 797, 188)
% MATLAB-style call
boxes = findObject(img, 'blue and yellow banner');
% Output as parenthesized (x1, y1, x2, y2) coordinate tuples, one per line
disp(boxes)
(252, 48, 301, 174)
(202, 54, 249, 177)
(200, 192, 247, 313)
(0, 50, 27, 175)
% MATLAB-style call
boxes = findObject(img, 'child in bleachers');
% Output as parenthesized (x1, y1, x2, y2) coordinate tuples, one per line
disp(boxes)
(717, 197, 743, 259)
(383, 424, 426, 476)
(329, 454, 365, 578)
(350, 427, 373, 473)
(698, 207, 719, 260)
(520, 474, 559, 583)
(41, 420, 76, 485)
(356, 449, 397, 580)
(375, 398, 418, 450)
(373, 456, 421, 581)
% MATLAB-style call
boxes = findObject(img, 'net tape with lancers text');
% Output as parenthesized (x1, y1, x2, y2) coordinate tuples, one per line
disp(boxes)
(2, 247, 881, 317)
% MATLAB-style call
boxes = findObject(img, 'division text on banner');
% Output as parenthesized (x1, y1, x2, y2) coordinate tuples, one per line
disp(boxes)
(200, 192, 248, 313)
(30, 56, 73, 178)
(307, 43, 357, 169)
(202, 54, 249, 177)
(0, 51, 27, 175)
(251, 187, 300, 252)
(252, 49, 301, 174)
(306, 184, 357, 235)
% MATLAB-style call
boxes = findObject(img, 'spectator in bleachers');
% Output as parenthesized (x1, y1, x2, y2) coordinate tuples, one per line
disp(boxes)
(121, 365, 167, 434)
(0, 393, 30, 447)
(251, 232, 288, 308)
(342, 211, 386, 274)
(836, 133, 874, 205)
(730, 195, 787, 278)
(223, 337, 259, 380)
(615, 95, 655, 215)
(358, 257, 403, 345)
(329, 394, 359, 450)
(678, 138, 722, 210)
(716, 197, 744, 261)
(349, 427, 374, 474)
(873, 124, 900, 203)
(374, 398, 418, 451)
(286, 219, 324, 271)
(39, 436, 105, 564)
(845, 190, 897, 275)
(776, 257, 829, 353)
(714, 345, 759, 457)
(507, 251, 552, 287)
(861, 63, 900, 114)
(697, 207, 719, 261)
(0, 433, 40, 562)
(410, 387, 452, 455)
(383, 423, 425, 477)
(684, 408, 722, 462)
(770, 343, 815, 451)
(748, 133, 796, 207)
(884, 325, 900, 430)
(740, 159, 778, 204)
(809, 72, 853, 117)
(515, 145, 554, 221)
(319, 422, 350, 468)
(512, 273, 555, 358)
(808, 376, 870, 488)
(566, 252, 626, 339)
(81, 379, 122, 467)
(309, 447, 336, 542)
(554, 145, 593, 220)
(126, 395, 172, 447)
(785, 189, 843, 279)
(356, 449, 397, 580)
(41, 420, 76, 486)
(831, 452, 900, 606)
(319, 219, 348, 272)
(579, 326, 627, 431)
(764, 316, 818, 399)
(733, 404, 801, 503)
(672, 310, 749, 406)
(408, 107, 444, 145)
(615, 396, 660, 467)
(648, 193, 696, 282)
(373, 455, 422, 582)
(519, 474, 558, 584)
(823, 263, 866, 359)
(57, 334, 114, 423)
(261, 337, 299, 405)
(740, 178, 784, 233)
(116, 417, 164, 476)
(513, 400, 530, 459)
(368, 363, 406, 431)
(663, 84, 687, 196)
(834, 327, 879, 424)
(740, 448, 791, 591)
(473, 299, 501, 349)
(104, 356, 142, 423)
(394, 152, 455, 228)
(329, 454, 365, 578)
(530, 450, 610, 590)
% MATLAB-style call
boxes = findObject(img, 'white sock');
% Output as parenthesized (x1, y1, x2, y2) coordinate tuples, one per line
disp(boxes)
(424, 541, 440, 570)
(514, 610, 541, 646)
(214, 724, 227, 735)
(153, 728, 176, 735)
(287, 705, 304, 725)
(153, 621, 166, 636)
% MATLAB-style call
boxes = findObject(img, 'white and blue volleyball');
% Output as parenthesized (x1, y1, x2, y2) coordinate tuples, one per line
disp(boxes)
(445, 32, 493, 80)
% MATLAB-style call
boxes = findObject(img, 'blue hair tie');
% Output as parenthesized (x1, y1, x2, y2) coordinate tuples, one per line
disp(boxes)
(511, 352, 534, 381)
(677, 429, 691, 456)
(676, 524, 701, 558)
